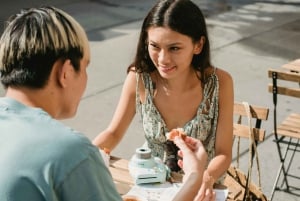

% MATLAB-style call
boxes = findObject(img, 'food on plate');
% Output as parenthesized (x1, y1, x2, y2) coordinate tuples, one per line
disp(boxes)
(122, 195, 144, 201)
(166, 128, 186, 141)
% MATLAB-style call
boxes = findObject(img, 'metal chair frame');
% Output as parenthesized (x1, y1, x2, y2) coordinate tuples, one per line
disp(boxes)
(268, 68, 300, 200)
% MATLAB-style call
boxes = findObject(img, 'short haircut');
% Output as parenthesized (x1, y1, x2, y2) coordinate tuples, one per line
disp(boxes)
(0, 6, 88, 89)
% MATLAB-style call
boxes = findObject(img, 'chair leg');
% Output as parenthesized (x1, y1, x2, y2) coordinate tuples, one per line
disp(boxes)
(270, 137, 292, 201)
(279, 138, 293, 190)
(270, 163, 284, 201)
(284, 138, 299, 182)
(277, 139, 290, 185)
(270, 137, 300, 201)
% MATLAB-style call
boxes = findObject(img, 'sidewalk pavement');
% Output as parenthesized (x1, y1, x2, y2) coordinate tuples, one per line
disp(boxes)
(1, 1, 300, 200)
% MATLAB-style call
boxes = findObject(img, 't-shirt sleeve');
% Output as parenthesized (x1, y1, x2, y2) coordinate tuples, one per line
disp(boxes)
(55, 149, 122, 201)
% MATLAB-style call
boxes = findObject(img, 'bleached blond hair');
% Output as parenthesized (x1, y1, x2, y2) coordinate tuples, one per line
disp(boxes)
(0, 6, 89, 88)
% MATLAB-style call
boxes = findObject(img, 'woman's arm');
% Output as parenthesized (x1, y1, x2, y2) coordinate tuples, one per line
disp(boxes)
(197, 69, 234, 200)
(93, 71, 137, 150)
(207, 68, 234, 180)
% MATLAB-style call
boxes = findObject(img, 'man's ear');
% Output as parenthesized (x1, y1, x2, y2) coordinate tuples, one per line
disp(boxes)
(56, 59, 73, 88)
(194, 36, 205, 55)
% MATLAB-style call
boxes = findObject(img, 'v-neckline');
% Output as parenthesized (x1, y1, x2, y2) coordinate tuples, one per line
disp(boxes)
(146, 74, 210, 133)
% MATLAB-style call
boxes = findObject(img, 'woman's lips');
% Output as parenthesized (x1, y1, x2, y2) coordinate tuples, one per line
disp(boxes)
(159, 66, 176, 73)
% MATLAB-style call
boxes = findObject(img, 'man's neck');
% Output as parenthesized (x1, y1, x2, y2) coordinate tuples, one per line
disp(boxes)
(5, 87, 57, 118)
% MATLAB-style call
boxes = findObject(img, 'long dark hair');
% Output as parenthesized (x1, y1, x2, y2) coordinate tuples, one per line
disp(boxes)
(129, 0, 212, 83)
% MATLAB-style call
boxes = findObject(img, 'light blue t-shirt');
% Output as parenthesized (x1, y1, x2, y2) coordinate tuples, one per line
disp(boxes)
(0, 97, 122, 201)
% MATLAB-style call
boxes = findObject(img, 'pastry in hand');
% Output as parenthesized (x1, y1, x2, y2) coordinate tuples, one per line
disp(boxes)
(166, 128, 186, 141)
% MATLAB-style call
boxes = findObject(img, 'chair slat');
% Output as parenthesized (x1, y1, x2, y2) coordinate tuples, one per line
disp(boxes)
(234, 124, 265, 142)
(277, 128, 300, 139)
(268, 84, 300, 98)
(290, 113, 300, 119)
(268, 69, 300, 82)
(282, 59, 300, 72)
(282, 117, 300, 128)
(234, 102, 269, 120)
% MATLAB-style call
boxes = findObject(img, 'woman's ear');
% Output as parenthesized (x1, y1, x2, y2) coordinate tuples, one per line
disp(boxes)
(56, 59, 73, 88)
(194, 36, 205, 55)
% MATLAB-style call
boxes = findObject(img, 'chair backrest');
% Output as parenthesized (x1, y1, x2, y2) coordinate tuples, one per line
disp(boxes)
(268, 68, 300, 99)
(225, 102, 269, 201)
(233, 102, 269, 142)
(268, 66, 300, 140)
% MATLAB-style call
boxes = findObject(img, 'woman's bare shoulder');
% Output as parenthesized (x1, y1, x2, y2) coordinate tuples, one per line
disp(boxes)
(214, 67, 233, 83)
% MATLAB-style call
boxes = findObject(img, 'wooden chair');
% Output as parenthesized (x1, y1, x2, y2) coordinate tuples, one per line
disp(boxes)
(233, 102, 269, 141)
(225, 101, 269, 201)
(268, 60, 300, 200)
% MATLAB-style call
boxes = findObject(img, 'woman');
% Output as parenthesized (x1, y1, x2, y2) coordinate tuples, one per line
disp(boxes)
(93, 0, 233, 199)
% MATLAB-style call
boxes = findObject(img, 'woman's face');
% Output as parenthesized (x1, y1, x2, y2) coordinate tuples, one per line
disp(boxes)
(147, 26, 203, 79)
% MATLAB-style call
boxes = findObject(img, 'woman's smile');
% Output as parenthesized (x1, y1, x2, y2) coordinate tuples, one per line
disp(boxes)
(158, 65, 176, 74)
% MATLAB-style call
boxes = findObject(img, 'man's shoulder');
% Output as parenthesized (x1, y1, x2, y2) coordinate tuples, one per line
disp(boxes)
(47, 124, 97, 158)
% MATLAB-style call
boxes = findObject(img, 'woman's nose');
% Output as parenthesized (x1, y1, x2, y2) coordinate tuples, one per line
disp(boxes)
(158, 49, 170, 64)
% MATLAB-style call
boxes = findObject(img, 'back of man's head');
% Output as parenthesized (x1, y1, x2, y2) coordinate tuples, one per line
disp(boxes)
(0, 6, 88, 89)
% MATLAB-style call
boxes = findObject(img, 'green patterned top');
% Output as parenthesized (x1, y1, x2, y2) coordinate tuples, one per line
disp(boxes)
(136, 69, 224, 183)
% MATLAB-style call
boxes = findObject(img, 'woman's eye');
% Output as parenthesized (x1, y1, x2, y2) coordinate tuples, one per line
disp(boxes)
(149, 43, 159, 49)
(170, 47, 180, 51)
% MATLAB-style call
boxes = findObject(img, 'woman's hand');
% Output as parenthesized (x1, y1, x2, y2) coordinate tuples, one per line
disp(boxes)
(194, 189, 216, 201)
(193, 170, 215, 201)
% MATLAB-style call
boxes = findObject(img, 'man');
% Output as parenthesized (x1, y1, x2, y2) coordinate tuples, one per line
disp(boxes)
(0, 6, 212, 201)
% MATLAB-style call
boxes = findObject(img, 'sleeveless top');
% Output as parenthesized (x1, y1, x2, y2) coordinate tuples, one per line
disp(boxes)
(136, 68, 225, 183)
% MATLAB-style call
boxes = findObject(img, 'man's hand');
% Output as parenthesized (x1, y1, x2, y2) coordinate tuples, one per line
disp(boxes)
(173, 136, 215, 201)
(173, 136, 207, 181)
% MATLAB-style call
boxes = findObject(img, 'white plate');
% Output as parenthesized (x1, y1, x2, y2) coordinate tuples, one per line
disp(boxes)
(122, 194, 148, 201)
